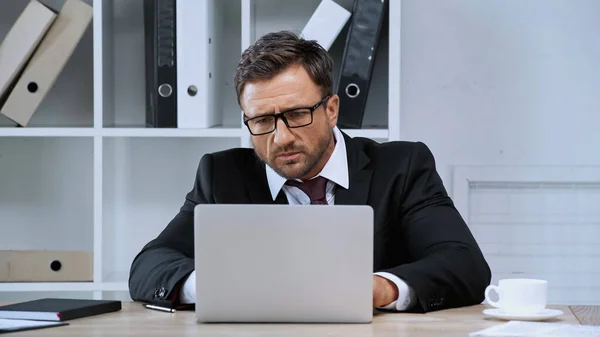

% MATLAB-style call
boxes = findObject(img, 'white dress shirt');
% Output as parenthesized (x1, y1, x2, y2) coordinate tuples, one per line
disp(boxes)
(181, 126, 416, 311)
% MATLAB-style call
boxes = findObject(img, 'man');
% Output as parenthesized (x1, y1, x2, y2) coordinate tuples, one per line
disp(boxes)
(129, 30, 491, 313)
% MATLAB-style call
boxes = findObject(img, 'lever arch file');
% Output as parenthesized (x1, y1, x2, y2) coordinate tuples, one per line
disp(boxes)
(335, 0, 387, 129)
(0, 0, 56, 111)
(0, 0, 92, 127)
(144, 0, 178, 128)
(0, 250, 92, 282)
(301, 0, 351, 51)
(176, 0, 219, 128)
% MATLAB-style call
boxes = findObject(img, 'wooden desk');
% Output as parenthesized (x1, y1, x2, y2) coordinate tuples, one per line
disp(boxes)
(6, 302, 589, 337)
(570, 305, 600, 326)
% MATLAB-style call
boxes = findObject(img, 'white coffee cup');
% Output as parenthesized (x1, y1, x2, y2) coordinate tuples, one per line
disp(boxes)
(484, 278, 548, 314)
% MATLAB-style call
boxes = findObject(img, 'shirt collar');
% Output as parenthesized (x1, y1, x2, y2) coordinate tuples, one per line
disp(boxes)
(265, 126, 349, 200)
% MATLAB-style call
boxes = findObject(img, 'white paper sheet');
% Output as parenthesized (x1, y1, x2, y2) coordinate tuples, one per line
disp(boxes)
(470, 321, 600, 337)
(0, 318, 66, 332)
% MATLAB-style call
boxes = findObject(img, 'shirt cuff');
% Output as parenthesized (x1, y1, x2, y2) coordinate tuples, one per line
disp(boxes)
(179, 270, 196, 304)
(373, 272, 417, 311)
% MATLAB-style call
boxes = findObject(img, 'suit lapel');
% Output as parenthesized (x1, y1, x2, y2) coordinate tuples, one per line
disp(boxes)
(274, 191, 289, 204)
(335, 133, 373, 206)
(246, 177, 273, 204)
(245, 157, 289, 204)
(246, 158, 276, 204)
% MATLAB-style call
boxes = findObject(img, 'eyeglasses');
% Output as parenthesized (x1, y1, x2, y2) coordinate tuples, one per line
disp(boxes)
(243, 95, 330, 136)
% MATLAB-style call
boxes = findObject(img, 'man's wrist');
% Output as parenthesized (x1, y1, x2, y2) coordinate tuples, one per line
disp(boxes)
(374, 272, 416, 311)
(381, 276, 399, 304)
(179, 270, 196, 304)
(373, 275, 399, 307)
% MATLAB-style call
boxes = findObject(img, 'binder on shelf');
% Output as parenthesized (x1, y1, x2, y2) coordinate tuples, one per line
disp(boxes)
(335, 0, 387, 129)
(0, 250, 93, 282)
(144, 0, 178, 128)
(0, 0, 57, 115)
(176, 0, 219, 128)
(301, 0, 351, 51)
(0, 0, 92, 127)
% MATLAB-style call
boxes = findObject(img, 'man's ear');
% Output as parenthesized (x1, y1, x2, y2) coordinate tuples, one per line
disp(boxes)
(326, 94, 339, 128)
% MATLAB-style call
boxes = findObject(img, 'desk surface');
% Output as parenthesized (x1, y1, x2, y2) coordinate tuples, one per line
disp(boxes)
(570, 305, 600, 326)
(7, 302, 595, 337)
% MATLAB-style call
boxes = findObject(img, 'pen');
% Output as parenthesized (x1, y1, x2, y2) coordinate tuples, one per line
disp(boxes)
(144, 304, 176, 313)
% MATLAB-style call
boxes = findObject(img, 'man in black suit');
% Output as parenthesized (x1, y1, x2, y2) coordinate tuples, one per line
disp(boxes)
(129, 30, 491, 312)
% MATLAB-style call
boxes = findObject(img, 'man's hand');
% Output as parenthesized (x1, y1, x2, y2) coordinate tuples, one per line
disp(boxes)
(373, 275, 399, 308)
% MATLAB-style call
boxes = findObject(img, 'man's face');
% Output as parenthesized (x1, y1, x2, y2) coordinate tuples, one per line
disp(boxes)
(241, 64, 339, 180)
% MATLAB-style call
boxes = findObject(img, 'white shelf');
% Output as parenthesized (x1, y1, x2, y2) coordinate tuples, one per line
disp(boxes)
(0, 282, 128, 292)
(0, 127, 383, 139)
(0, 127, 94, 137)
(0, 271, 128, 293)
(101, 127, 242, 138)
(0, 127, 243, 138)
(0, 283, 95, 292)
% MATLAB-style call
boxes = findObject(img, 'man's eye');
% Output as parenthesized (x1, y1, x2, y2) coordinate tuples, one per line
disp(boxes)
(287, 111, 306, 118)
(254, 118, 270, 124)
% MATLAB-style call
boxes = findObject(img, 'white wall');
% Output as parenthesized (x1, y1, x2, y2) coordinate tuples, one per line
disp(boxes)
(400, 0, 600, 186)
(399, 0, 600, 304)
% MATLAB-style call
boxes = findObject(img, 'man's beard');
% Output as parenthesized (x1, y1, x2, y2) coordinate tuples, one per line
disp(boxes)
(254, 131, 333, 180)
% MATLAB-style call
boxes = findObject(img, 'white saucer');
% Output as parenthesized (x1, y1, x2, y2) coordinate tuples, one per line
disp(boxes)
(482, 308, 564, 321)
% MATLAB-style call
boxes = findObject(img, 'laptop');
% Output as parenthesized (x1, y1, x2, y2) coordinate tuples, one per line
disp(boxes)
(193, 204, 374, 323)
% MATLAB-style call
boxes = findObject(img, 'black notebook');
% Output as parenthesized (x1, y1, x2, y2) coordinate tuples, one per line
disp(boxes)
(0, 298, 122, 321)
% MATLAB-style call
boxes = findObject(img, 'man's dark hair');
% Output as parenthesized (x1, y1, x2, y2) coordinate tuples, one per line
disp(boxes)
(234, 30, 334, 106)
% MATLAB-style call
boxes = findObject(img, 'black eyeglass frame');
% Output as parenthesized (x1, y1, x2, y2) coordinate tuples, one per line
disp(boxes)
(243, 95, 331, 136)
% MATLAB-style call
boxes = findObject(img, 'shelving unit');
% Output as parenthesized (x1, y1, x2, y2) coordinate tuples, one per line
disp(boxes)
(0, 0, 401, 301)
(0, 127, 387, 139)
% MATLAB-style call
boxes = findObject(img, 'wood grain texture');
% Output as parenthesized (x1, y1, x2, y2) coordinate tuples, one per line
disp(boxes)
(3, 303, 580, 337)
(570, 305, 600, 326)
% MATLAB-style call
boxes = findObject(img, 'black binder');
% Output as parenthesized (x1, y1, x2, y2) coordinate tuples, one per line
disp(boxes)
(144, 0, 177, 128)
(335, 0, 387, 129)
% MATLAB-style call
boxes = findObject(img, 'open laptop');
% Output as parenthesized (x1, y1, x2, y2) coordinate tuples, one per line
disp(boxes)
(193, 204, 374, 323)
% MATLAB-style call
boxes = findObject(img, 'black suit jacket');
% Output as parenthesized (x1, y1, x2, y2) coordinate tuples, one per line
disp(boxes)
(128, 132, 491, 312)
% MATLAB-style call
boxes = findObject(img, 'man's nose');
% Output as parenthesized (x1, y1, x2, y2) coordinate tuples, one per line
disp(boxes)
(273, 118, 295, 147)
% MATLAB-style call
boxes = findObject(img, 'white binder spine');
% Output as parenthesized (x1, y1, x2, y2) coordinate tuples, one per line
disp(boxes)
(176, 0, 219, 129)
(0, 0, 92, 127)
(301, 0, 351, 51)
(0, 0, 56, 108)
